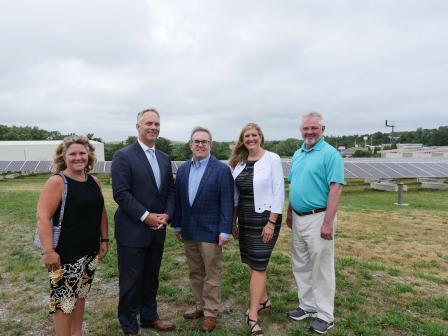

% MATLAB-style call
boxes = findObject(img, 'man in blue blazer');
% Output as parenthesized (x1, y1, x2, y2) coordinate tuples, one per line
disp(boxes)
(112, 108, 176, 335)
(173, 127, 234, 332)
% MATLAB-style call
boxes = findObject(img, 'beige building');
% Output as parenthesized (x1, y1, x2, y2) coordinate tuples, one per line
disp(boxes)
(380, 144, 448, 158)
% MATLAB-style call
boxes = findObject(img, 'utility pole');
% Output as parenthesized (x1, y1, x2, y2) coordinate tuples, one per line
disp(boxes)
(385, 120, 395, 145)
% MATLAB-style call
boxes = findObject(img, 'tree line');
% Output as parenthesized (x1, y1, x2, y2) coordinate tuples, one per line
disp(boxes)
(1, 124, 447, 160)
(0, 125, 103, 142)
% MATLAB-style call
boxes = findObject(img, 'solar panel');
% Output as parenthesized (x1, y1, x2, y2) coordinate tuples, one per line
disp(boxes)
(362, 163, 388, 178)
(281, 161, 290, 178)
(5, 161, 25, 172)
(344, 168, 357, 179)
(345, 162, 377, 179)
(21, 161, 39, 171)
(375, 163, 406, 178)
(35, 161, 52, 172)
(427, 163, 448, 176)
(1, 158, 448, 179)
(0, 161, 10, 172)
(92, 161, 105, 173)
(104, 161, 112, 172)
(343, 158, 448, 179)
(173, 161, 185, 174)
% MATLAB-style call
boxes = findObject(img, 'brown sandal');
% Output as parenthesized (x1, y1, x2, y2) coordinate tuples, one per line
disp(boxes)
(245, 298, 272, 316)
(246, 315, 264, 336)
(258, 298, 271, 313)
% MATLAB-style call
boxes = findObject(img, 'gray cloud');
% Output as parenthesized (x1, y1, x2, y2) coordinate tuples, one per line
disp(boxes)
(1, 0, 447, 141)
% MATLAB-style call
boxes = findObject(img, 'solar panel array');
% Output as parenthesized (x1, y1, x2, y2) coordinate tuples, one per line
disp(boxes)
(1, 158, 448, 179)
(344, 158, 448, 179)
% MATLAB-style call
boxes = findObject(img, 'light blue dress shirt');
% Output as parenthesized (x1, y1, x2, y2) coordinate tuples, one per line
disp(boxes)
(137, 139, 161, 222)
(188, 155, 211, 205)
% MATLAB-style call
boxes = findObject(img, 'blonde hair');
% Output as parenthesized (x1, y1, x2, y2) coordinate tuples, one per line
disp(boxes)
(229, 123, 264, 169)
(52, 135, 96, 172)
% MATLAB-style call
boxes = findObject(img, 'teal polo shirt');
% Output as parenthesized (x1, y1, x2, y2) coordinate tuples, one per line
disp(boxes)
(288, 137, 344, 212)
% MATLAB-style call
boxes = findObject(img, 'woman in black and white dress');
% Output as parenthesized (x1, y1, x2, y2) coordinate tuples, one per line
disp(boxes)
(229, 123, 284, 336)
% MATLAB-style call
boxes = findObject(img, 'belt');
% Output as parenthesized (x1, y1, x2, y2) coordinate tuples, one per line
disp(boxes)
(293, 208, 326, 216)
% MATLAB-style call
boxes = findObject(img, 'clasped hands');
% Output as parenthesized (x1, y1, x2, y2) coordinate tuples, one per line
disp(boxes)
(145, 213, 169, 230)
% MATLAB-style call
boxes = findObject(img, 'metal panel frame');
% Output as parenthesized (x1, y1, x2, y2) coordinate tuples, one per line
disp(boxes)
(1, 158, 447, 179)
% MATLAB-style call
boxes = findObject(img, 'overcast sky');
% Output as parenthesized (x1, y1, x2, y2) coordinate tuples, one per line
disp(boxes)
(1, 0, 447, 142)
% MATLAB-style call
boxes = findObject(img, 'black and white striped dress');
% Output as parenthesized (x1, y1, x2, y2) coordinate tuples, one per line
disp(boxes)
(235, 160, 281, 271)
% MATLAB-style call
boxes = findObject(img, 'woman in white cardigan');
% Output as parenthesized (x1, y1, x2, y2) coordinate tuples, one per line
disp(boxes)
(229, 123, 284, 336)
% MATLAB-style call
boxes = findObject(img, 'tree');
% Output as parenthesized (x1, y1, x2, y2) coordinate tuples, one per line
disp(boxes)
(211, 141, 231, 160)
(352, 150, 373, 157)
(428, 126, 448, 146)
(125, 136, 137, 145)
(276, 138, 300, 156)
(171, 142, 191, 160)
(104, 141, 127, 160)
(86, 133, 103, 143)
(155, 137, 173, 155)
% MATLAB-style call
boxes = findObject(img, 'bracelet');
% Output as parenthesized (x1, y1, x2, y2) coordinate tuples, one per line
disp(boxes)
(268, 219, 276, 225)
(100, 238, 109, 243)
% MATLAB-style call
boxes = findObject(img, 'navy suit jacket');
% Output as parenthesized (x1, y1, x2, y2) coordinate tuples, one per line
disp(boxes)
(173, 156, 234, 244)
(111, 142, 176, 247)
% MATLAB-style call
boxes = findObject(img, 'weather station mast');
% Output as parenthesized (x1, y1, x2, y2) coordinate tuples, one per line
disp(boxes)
(385, 120, 396, 145)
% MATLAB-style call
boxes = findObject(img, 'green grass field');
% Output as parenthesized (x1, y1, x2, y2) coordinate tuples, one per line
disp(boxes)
(0, 175, 447, 335)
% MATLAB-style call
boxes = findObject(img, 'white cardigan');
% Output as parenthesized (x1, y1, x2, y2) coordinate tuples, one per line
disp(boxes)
(232, 151, 285, 214)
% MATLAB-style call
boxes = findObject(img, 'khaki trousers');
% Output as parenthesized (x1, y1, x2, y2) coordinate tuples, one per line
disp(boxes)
(291, 211, 336, 323)
(184, 240, 222, 318)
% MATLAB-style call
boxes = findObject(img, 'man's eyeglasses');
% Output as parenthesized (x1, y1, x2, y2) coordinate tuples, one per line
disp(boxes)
(191, 140, 210, 145)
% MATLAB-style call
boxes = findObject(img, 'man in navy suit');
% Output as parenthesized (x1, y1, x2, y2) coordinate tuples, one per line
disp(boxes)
(112, 108, 176, 335)
(173, 126, 234, 332)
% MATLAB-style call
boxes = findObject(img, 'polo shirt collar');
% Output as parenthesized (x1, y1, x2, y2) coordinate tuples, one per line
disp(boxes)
(300, 137, 325, 152)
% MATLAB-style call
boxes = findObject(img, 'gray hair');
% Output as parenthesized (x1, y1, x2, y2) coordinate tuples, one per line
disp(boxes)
(190, 126, 213, 142)
(301, 111, 325, 126)
(137, 108, 160, 123)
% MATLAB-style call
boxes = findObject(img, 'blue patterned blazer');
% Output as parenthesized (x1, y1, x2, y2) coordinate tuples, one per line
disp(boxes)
(173, 156, 234, 244)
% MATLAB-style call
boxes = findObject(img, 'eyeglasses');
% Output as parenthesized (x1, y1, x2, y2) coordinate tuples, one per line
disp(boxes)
(191, 140, 210, 145)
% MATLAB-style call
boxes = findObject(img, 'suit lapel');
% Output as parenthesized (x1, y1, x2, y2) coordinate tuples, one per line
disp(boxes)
(184, 161, 192, 207)
(191, 157, 214, 207)
(133, 143, 158, 189)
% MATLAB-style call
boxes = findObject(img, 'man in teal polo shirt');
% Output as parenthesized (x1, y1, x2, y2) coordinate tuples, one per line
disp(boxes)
(286, 112, 344, 334)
